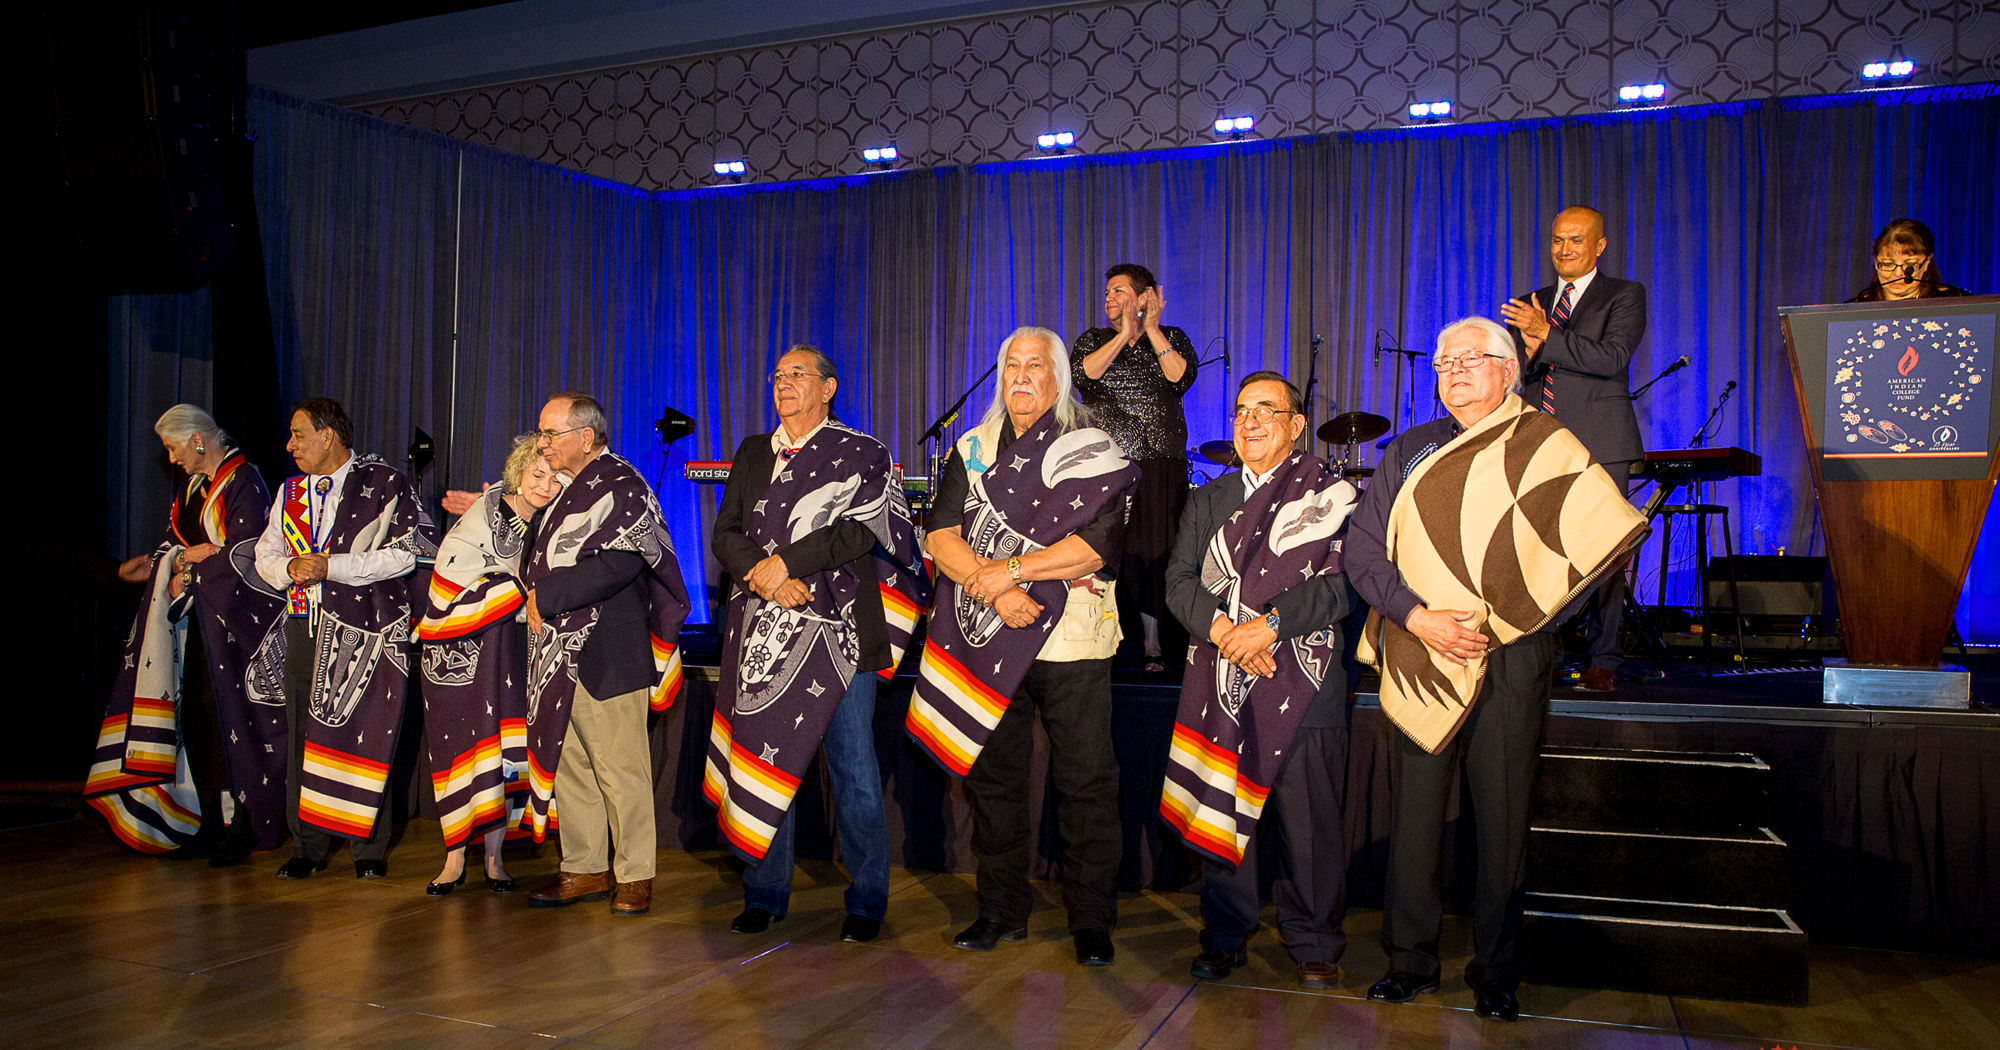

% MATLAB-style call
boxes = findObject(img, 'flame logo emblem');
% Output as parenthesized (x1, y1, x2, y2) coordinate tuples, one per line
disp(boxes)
(1898, 346, 1920, 375)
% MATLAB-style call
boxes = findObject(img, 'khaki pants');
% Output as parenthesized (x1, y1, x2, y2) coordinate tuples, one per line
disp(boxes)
(554, 680, 656, 882)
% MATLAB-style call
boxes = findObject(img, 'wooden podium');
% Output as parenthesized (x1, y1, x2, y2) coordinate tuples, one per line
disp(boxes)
(1780, 295, 1999, 667)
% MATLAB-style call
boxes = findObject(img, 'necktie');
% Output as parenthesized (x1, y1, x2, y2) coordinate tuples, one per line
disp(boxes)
(1544, 282, 1575, 414)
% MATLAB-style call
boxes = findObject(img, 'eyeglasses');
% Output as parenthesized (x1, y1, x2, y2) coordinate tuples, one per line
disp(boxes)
(1431, 352, 1510, 374)
(1874, 258, 1925, 273)
(535, 425, 587, 443)
(1231, 406, 1299, 425)
(768, 369, 827, 386)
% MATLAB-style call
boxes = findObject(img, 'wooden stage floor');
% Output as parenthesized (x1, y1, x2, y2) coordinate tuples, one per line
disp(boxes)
(3, 814, 1994, 1050)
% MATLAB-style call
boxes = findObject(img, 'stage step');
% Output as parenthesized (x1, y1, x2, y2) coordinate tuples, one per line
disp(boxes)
(1521, 893, 1809, 1006)
(1533, 746, 1769, 832)
(1523, 744, 1806, 1005)
(1527, 825, 1789, 908)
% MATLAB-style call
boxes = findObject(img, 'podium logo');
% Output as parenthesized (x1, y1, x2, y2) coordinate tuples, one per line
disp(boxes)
(1898, 345, 1920, 375)
(1933, 425, 1959, 451)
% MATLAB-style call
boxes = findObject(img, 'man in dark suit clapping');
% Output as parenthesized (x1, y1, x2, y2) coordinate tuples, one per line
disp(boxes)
(1501, 206, 1649, 692)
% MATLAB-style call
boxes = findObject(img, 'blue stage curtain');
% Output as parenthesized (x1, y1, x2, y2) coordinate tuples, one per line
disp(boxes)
(107, 86, 1998, 637)
(104, 290, 214, 555)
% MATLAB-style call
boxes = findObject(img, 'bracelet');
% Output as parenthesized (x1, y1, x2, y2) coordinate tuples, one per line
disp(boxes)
(1006, 556, 1022, 584)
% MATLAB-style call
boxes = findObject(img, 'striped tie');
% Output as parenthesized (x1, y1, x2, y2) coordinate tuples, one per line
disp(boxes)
(1543, 282, 1575, 414)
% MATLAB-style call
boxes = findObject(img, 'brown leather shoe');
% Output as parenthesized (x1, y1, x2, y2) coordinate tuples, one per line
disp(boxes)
(1576, 667, 1618, 692)
(1297, 960, 1340, 989)
(611, 878, 652, 916)
(528, 870, 612, 908)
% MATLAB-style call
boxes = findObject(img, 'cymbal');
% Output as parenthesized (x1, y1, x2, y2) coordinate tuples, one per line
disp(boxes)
(1197, 440, 1240, 466)
(1317, 411, 1391, 446)
(1339, 466, 1376, 479)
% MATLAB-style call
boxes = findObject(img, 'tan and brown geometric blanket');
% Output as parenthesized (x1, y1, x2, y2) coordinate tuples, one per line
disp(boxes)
(1357, 395, 1649, 753)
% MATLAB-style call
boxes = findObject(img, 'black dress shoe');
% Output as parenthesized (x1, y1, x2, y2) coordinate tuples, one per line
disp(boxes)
(355, 860, 387, 879)
(1073, 929, 1115, 966)
(952, 917, 1028, 951)
(426, 872, 466, 896)
(1190, 947, 1248, 980)
(1474, 985, 1521, 1022)
(208, 821, 254, 868)
(1367, 970, 1441, 1003)
(485, 876, 515, 893)
(840, 915, 881, 942)
(275, 858, 328, 879)
(730, 907, 781, 934)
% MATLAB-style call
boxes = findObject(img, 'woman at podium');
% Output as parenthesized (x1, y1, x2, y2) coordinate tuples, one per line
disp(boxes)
(1848, 218, 1969, 301)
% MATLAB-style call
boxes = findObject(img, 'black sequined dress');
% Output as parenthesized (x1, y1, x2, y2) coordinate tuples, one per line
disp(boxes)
(1072, 324, 1199, 661)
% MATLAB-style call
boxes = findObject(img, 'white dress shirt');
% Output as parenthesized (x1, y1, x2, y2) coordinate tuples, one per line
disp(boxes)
(1241, 460, 1283, 501)
(769, 417, 831, 482)
(253, 453, 418, 599)
(1552, 268, 1598, 312)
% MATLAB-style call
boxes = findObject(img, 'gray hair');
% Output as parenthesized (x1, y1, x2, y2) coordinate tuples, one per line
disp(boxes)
(550, 391, 610, 449)
(154, 403, 230, 451)
(781, 344, 837, 384)
(1435, 317, 1522, 395)
(978, 326, 1087, 434)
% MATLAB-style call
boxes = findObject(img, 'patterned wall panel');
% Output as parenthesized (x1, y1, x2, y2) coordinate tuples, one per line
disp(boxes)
(357, 0, 1996, 191)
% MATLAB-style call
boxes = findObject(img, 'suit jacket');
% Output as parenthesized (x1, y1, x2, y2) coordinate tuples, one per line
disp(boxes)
(1164, 470, 1351, 728)
(1511, 273, 1648, 467)
(531, 535, 651, 702)
(711, 433, 891, 672)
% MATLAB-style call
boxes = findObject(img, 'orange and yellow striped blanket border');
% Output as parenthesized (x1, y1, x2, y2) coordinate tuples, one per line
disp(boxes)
(908, 642, 1010, 777)
(1159, 722, 1273, 866)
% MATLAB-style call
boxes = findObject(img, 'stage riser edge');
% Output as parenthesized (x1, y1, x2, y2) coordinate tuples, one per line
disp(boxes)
(1534, 749, 1770, 832)
(1521, 908, 1809, 1006)
(1528, 827, 1789, 909)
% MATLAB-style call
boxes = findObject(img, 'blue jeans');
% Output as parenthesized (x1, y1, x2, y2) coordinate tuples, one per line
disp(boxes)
(741, 671, 890, 920)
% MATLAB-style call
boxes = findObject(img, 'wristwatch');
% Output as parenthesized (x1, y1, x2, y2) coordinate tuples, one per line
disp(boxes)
(1264, 610, 1281, 635)
(1006, 556, 1023, 584)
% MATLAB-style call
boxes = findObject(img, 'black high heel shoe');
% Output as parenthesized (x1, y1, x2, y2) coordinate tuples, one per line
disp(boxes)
(426, 871, 467, 896)
(486, 875, 515, 893)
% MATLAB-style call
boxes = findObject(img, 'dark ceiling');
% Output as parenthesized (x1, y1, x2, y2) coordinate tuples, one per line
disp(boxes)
(243, 2, 519, 49)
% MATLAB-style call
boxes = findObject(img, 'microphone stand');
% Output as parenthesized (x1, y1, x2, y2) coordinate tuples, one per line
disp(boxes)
(1375, 342, 1426, 433)
(1301, 334, 1322, 453)
(1688, 382, 1735, 450)
(1629, 358, 1687, 402)
(920, 362, 998, 486)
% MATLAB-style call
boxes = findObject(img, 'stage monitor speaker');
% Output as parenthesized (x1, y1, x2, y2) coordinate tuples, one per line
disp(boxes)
(47, 4, 235, 292)
(1706, 556, 1834, 619)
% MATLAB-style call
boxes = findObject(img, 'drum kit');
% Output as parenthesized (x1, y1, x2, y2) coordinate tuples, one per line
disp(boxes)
(1191, 410, 1389, 482)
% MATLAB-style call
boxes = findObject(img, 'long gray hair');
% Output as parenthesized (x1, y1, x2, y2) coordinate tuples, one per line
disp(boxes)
(977, 326, 1088, 434)
(154, 403, 231, 452)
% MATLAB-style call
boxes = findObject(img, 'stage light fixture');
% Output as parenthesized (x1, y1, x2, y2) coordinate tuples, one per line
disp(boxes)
(1212, 115, 1255, 139)
(862, 145, 899, 165)
(1035, 131, 1076, 151)
(1407, 100, 1452, 122)
(712, 160, 747, 177)
(1617, 83, 1668, 104)
(1861, 60, 1915, 80)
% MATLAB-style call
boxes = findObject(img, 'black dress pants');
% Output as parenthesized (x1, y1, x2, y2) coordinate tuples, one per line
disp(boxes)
(1198, 724, 1351, 963)
(284, 617, 390, 862)
(966, 657, 1121, 933)
(1383, 633, 1555, 991)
